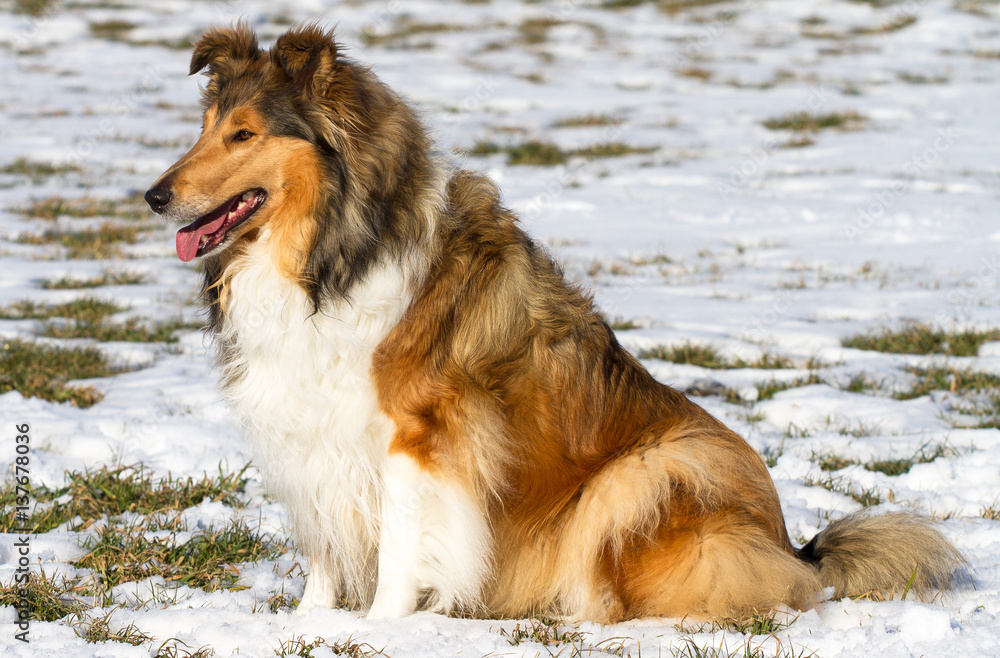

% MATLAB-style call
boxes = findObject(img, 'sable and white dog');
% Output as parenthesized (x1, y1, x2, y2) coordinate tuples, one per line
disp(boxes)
(145, 23, 963, 621)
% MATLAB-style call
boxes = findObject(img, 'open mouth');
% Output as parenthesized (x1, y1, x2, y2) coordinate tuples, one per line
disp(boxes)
(175, 190, 266, 262)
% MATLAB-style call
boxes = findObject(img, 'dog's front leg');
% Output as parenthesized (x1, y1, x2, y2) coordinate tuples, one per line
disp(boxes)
(368, 453, 424, 619)
(297, 556, 341, 614)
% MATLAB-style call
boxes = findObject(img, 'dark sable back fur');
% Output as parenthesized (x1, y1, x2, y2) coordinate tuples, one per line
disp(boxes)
(189, 23, 438, 330)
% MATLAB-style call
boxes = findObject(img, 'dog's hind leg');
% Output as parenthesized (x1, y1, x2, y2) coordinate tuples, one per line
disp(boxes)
(613, 513, 822, 619)
(368, 452, 490, 618)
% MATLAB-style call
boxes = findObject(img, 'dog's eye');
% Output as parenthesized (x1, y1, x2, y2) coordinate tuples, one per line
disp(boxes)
(233, 130, 254, 142)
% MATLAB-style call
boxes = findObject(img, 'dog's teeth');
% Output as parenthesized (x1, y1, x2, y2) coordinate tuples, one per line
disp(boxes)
(242, 191, 254, 201)
(227, 211, 236, 220)
(199, 235, 208, 246)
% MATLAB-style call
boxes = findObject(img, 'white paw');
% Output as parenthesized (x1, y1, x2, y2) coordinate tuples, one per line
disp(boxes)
(295, 590, 330, 616)
(294, 599, 317, 616)
(367, 592, 416, 619)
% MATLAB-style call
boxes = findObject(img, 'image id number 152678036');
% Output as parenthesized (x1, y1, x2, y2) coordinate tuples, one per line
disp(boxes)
(13, 423, 31, 643)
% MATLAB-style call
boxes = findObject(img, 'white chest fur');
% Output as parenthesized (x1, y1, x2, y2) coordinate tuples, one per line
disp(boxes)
(215, 236, 417, 603)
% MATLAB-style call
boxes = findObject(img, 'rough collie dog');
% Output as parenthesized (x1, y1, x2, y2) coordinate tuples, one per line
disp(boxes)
(145, 23, 963, 621)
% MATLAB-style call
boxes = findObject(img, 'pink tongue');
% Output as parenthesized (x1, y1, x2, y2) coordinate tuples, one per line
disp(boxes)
(175, 214, 228, 262)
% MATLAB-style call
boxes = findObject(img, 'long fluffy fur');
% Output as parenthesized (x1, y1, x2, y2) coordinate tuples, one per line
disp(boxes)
(146, 23, 967, 622)
(797, 512, 966, 600)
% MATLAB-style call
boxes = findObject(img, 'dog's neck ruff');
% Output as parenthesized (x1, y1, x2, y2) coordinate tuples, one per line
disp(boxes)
(211, 232, 419, 602)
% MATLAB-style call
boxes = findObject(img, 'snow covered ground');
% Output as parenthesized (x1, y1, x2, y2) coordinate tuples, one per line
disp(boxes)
(1, 0, 999, 655)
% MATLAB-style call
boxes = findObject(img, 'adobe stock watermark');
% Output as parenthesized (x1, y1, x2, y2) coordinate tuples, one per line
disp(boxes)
(717, 85, 831, 198)
(358, 0, 402, 44)
(738, 289, 796, 352)
(439, 75, 501, 131)
(7, 3, 59, 52)
(62, 66, 165, 167)
(667, 0, 763, 70)
(876, 0, 923, 36)
(932, 253, 1000, 326)
(520, 118, 628, 220)
(843, 127, 958, 242)
(11, 423, 32, 644)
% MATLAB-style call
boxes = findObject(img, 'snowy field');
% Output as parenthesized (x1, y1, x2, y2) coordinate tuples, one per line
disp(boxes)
(1, 0, 1000, 656)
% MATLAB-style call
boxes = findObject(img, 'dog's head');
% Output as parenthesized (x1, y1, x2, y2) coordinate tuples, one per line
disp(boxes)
(146, 23, 388, 264)
(147, 23, 435, 313)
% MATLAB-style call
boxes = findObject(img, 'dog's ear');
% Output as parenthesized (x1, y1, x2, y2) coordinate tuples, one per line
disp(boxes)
(189, 23, 260, 76)
(272, 24, 339, 99)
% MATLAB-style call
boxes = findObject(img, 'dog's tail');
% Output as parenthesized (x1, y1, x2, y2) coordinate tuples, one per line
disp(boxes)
(795, 511, 966, 600)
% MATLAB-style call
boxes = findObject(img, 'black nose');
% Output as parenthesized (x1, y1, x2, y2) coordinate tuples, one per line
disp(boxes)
(144, 187, 172, 214)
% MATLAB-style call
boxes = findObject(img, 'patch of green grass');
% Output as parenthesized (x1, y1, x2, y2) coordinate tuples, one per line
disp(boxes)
(675, 66, 713, 80)
(677, 610, 797, 636)
(844, 324, 1000, 357)
(469, 140, 566, 165)
(154, 640, 216, 658)
(640, 342, 795, 370)
(782, 135, 816, 148)
(0, 298, 195, 344)
(518, 17, 565, 44)
(506, 141, 568, 166)
(641, 343, 729, 368)
(499, 617, 590, 650)
(12, 0, 57, 16)
(833, 419, 881, 438)
(895, 366, 1000, 400)
(897, 72, 950, 85)
(20, 193, 149, 221)
(0, 570, 88, 622)
(17, 222, 140, 259)
(71, 609, 154, 646)
(805, 475, 882, 507)
(131, 35, 197, 50)
(847, 0, 906, 6)
(0, 339, 113, 407)
(276, 635, 389, 657)
(607, 317, 640, 330)
(1, 158, 80, 182)
(359, 19, 462, 48)
(755, 373, 824, 401)
(468, 140, 658, 165)
(42, 270, 151, 289)
(960, 393, 1000, 429)
(601, 0, 732, 13)
(863, 443, 956, 476)
(41, 317, 203, 343)
(815, 454, 859, 472)
(761, 439, 785, 468)
(468, 141, 505, 157)
(784, 422, 812, 439)
(571, 142, 658, 158)
(763, 110, 866, 133)
(0, 297, 125, 322)
(89, 19, 139, 40)
(852, 14, 918, 34)
(552, 114, 623, 128)
(76, 517, 283, 591)
(845, 373, 875, 393)
(669, 638, 810, 658)
(0, 463, 250, 534)
(630, 253, 672, 266)
(0, 297, 192, 345)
